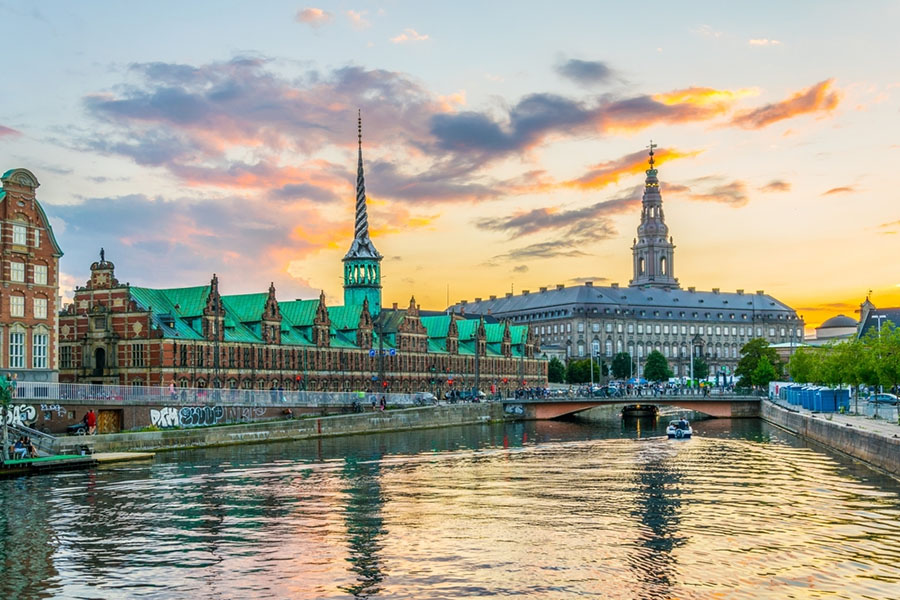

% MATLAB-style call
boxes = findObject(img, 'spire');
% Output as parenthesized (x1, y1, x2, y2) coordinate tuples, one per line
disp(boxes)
(630, 141, 679, 289)
(354, 109, 369, 241)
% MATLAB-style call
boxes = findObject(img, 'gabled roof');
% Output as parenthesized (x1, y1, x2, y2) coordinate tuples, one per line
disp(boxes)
(279, 299, 319, 327)
(421, 315, 451, 338)
(222, 293, 267, 323)
(329, 305, 362, 331)
(130, 285, 210, 318)
(859, 309, 900, 338)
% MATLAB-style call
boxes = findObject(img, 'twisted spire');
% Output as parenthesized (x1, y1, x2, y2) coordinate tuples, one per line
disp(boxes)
(354, 110, 369, 241)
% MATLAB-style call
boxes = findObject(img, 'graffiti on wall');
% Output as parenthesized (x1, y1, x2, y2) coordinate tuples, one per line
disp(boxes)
(150, 405, 267, 429)
(3, 404, 38, 426)
(40, 404, 66, 417)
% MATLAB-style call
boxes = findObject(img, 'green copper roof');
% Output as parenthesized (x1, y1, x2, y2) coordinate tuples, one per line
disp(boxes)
(279, 299, 318, 327)
(222, 293, 267, 323)
(130, 285, 210, 318)
(421, 315, 451, 337)
(329, 305, 361, 331)
(510, 325, 528, 345)
(485, 323, 506, 343)
(456, 319, 478, 341)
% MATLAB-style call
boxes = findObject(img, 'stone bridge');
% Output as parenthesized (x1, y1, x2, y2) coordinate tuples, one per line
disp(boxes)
(503, 395, 762, 420)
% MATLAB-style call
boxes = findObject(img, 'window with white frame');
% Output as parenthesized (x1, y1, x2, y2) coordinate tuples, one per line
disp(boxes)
(577, 322, 584, 332)
(681, 325, 687, 335)
(716, 326, 721, 335)
(592, 323, 600, 332)
(663, 325, 669, 334)
(33, 333, 48, 368)
(756, 327, 762, 336)
(33, 229, 40, 248)
(10, 295, 24, 317)
(605, 323, 613, 333)
(617, 323, 623, 333)
(10, 261, 24, 282)
(690, 325, 696, 335)
(9, 331, 24, 368)
(769, 327, 775, 336)
(655, 324, 661, 334)
(638, 324, 644, 334)
(34, 264, 47, 285)
(12, 224, 26, 245)
(34, 298, 47, 319)
(627, 323, 634, 334)
(605, 340, 612, 356)
(577, 343, 585, 356)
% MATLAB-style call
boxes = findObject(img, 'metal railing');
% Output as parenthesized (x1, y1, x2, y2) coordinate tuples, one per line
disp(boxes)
(7, 381, 420, 408)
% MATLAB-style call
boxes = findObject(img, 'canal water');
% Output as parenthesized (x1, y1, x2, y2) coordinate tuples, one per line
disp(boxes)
(2, 416, 899, 599)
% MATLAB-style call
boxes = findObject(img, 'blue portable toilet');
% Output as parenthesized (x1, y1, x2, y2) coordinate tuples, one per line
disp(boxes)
(835, 388, 850, 412)
(817, 388, 837, 412)
(802, 387, 815, 410)
(788, 385, 801, 405)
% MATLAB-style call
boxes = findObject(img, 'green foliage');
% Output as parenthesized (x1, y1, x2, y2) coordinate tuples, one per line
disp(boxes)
(787, 346, 817, 383)
(644, 350, 672, 382)
(692, 356, 709, 380)
(548, 357, 566, 383)
(751, 355, 778, 388)
(611, 352, 634, 379)
(736, 338, 782, 388)
(565, 358, 603, 383)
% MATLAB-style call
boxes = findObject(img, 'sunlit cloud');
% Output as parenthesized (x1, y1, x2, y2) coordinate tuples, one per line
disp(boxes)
(822, 185, 855, 195)
(653, 86, 758, 107)
(346, 10, 370, 29)
(760, 179, 791, 192)
(682, 180, 749, 206)
(731, 79, 841, 129)
(693, 24, 723, 39)
(564, 147, 701, 190)
(296, 8, 332, 27)
(390, 28, 429, 43)
(0, 125, 21, 137)
(749, 38, 781, 46)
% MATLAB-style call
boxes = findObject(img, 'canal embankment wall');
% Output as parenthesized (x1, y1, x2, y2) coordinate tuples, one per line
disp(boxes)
(762, 400, 900, 476)
(57, 403, 505, 454)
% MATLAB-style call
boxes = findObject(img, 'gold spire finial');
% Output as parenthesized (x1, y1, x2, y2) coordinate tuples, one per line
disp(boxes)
(647, 140, 657, 168)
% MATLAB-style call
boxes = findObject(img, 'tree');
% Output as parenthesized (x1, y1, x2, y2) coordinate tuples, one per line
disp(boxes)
(565, 358, 601, 384)
(787, 346, 818, 383)
(736, 338, 782, 389)
(751, 355, 777, 389)
(644, 350, 672, 382)
(692, 356, 709, 380)
(611, 352, 634, 379)
(548, 357, 566, 383)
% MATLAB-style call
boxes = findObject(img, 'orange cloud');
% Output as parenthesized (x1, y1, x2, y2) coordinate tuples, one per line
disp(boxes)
(565, 147, 701, 190)
(731, 79, 841, 129)
(822, 185, 855, 195)
(653, 86, 758, 108)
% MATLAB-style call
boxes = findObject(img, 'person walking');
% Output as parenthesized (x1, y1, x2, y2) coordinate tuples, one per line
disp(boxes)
(86, 409, 97, 435)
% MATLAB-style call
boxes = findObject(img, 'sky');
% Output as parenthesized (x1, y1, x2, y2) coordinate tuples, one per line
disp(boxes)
(2, 1, 899, 331)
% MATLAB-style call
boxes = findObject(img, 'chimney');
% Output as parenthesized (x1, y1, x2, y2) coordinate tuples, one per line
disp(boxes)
(505, 292, 513, 298)
(585, 281, 593, 287)
(756, 290, 764, 295)
(461, 300, 467, 305)
(487, 308, 492, 315)
(611, 282, 619, 289)
(688, 287, 695, 292)
(475, 297, 482, 302)
(556, 284, 564, 290)
(392, 302, 398, 309)
(523, 290, 530, 295)
(712, 288, 720, 294)
(539, 287, 547, 293)
(489, 295, 496, 300)
(736, 289, 744, 295)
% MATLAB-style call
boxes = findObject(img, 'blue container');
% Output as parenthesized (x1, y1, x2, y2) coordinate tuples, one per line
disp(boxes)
(816, 389, 837, 412)
(802, 387, 815, 410)
(788, 385, 800, 405)
(836, 389, 850, 412)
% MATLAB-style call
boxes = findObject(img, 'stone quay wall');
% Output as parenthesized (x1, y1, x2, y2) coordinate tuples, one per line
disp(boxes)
(762, 400, 900, 476)
(56, 403, 505, 454)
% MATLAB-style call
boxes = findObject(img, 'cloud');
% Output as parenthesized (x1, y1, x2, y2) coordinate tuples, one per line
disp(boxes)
(731, 79, 840, 129)
(564, 147, 700, 190)
(682, 180, 749, 206)
(749, 38, 781, 46)
(477, 192, 636, 238)
(760, 179, 791, 192)
(346, 10, 370, 29)
(390, 28, 429, 43)
(490, 241, 590, 263)
(296, 8, 332, 27)
(555, 59, 614, 86)
(822, 186, 855, 195)
(693, 24, 723, 39)
(0, 125, 21, 137)
(513, 265, 529, 273)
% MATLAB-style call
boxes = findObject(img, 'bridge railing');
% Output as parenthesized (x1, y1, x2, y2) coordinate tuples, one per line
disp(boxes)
(9, 381, 418, 408)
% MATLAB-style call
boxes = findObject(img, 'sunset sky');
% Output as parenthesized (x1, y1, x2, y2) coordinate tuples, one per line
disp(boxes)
(3, 1, 899, 330)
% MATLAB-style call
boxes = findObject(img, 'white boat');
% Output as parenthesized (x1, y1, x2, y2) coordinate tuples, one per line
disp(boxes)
(666, 419, 692, 439)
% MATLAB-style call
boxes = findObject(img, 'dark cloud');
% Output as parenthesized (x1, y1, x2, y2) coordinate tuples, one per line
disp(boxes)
(54, 193, 320, 298)
(269, 183, 340, 203)
(822, 186, 855, 195)
(492, 241, 590, 262)
(513, 265, 529, 273)
(685, 180, 749, 206)
(555, 59, 615, 86)
(760, 179, 791, 192)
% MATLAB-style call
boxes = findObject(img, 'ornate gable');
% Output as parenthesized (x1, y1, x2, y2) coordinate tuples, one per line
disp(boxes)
(313, 291, 331, 347)
(202, 274, 225, 341)
(356, 297, 374, 348)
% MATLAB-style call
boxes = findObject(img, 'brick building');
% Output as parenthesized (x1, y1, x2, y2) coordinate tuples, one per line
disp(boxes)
(0, 168, 63, 382)
(57, 119, 545, 394)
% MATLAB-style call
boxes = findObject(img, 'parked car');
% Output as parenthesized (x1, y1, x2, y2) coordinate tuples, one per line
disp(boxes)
(413, 392, 438, 406)
(866, 393, 899, 405)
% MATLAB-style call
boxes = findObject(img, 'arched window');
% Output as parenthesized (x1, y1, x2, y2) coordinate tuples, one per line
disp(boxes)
(660, 256, 667, 276)
(639, 257, 645, 275)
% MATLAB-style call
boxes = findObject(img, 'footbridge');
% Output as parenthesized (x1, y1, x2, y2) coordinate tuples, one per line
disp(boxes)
(502, 394, 763, 420)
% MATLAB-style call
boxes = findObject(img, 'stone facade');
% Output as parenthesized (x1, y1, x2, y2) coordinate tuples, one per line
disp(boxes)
(0, 168, 63, 382)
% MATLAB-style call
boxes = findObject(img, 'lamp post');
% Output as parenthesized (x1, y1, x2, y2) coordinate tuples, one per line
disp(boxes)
(874, 314, 887, 393)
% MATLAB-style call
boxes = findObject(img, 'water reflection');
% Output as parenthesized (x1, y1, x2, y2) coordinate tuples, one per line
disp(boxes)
(339, 457, 386, 598)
